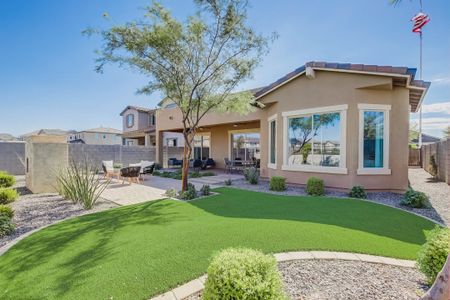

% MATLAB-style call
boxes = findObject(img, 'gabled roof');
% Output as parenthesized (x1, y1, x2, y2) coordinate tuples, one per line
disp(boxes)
(254, 61, 431, 112)
(120, 105, 154, 116)
(82, 127, 122, 134)
(21, 129, 69, 137)
(411, 133, 442, 144)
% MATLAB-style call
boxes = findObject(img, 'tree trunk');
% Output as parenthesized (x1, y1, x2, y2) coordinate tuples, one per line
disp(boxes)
(181, 143, 192, 192)
(421, 254, 450, 300)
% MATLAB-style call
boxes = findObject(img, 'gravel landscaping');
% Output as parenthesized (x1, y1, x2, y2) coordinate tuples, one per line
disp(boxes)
(0, 177, 118, 249)
(230, 178, 445, 225)
(185, 259, 427, 300)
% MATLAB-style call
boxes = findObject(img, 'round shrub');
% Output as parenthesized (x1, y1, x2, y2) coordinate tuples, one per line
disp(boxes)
(349, 185, 367, 199)
(0, 205, 14, 219)
(179, 183, 197, 200)
(203, 248, 286, 300)
(401, 188, 429, 208)
(306, 177, 324, 196)
(0, 172, 15, 188)
(224, 179, 232, 186)
(200, 184, 211, 196)
(244, 167, 259, 185)
(269, 176, 286, 192)
(0, 188, 18, 204)
(417, 226, 450, 285)
(0, 215, 15, 237)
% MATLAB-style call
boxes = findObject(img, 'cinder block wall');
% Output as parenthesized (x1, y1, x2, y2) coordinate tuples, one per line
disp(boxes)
(0, 142, 26, 175)
(421, 139, 450, 185)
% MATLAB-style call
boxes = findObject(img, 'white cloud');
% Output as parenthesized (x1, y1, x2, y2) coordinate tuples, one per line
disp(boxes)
(432, 76, 450, 86)
(421, 102, 450, 114)
(410, 117, 450, 131)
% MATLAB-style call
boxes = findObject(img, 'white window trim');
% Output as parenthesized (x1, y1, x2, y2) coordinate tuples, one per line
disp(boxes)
(282, 105, 348, 175)
(357, 103, 391, 175)
(268, 114, 277, 169)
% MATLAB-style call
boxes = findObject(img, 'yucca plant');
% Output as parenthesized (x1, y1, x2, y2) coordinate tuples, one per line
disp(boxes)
(56, 159, 109, 209)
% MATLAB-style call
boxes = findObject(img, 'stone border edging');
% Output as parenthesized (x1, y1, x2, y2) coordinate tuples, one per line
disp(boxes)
(149, 251, 416, 300)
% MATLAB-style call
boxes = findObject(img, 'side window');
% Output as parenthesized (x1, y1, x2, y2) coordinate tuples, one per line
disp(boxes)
(126, 114, 134, 128)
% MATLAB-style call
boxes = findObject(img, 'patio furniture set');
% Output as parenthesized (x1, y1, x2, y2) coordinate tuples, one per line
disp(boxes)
(102, 160, 155, 184)
(167, 158, 216, 170)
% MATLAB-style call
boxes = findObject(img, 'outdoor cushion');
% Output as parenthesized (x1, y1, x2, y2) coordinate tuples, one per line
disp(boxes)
(102, 160, 114, 172)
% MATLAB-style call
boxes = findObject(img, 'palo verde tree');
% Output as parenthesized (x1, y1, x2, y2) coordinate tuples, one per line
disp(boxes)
(88, 0, 274, 191)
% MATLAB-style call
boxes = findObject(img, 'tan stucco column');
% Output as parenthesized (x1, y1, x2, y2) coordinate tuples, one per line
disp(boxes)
(155, 131, 164, 167)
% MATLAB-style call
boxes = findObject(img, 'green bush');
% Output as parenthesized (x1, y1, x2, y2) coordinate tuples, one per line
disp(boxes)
(349, 185, 367, 199)
(401, 188, 429, 208)
(0, 205, 14, 219)
(269, 176, 286, 192)
(190, 172, 201, 178)
(0, 215, 15, 237)
(203, 248, 287, 300)
(224, 179, 232, 186)
(417, 226, 450, 285)
(306, 177, 324, 196)
(429, 154, 438, 178)
(0, 172, 15, 188)
(200, 184, 211, 196)
(244, 167, 259, 185)
(0, 188, 18, 204)
(164, 189, 178, 198)
(201, 171, 215, 177)
(179, 183, 197, 200)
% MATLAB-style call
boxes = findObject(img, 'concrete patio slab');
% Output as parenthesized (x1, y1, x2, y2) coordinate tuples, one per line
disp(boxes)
(101, 180, 166, 206)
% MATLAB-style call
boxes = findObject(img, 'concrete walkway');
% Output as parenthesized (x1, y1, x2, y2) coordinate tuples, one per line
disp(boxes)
(149, 251, 416, 300)
(409, 167, 450, 226)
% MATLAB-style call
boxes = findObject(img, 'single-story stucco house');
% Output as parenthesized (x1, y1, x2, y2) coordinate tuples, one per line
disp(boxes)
(155, 62, 430, 192)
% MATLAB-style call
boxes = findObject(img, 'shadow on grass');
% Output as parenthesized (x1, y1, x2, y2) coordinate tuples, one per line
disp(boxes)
(190, 188, 436, 246)
(0, 200, 184, 299)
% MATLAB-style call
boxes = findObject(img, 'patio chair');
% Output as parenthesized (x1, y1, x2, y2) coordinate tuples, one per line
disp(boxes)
(168, 157, 183, 168)
(102, 160, 115, 179)
(120, 166, 141, 184)
(224, 158, 234, 173)
(190, 159, 203, 172)
(202, 158, 216, 170)
(129, 160, 155, 181)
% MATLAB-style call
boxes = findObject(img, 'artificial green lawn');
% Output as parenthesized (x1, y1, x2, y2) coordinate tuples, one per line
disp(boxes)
(0, 188, 436, 300)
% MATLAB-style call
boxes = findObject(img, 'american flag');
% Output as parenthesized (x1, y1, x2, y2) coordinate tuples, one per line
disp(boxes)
(411, 12, 430, 33)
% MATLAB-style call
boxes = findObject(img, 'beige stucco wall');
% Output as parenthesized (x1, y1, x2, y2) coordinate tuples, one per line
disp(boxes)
(155, 70, 410, 192)
(81, 132, 122, 145)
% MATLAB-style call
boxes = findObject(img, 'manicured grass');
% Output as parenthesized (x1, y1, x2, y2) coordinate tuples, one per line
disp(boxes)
(0, 188, 436, 300)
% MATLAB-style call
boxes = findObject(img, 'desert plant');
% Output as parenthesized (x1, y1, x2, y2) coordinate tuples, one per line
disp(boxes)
(0, 172, 15, 188)
(0, 215, 14, 237)
(200, 185, 211, 196)
(417, 226, 450, 285)
(429, 154, 438, 178)
(0, 205, 14, 219)
(203, 248, 287, 300)
(244, 167, 259, 185)
(224, 179, 232, 186)
(164, 189, 178, 198)
(349, 185, 367, 199)
(56, 160, 109, 209)
(0, 188, 18, 204)
(401, 188, 429, 208)
(179, 183, 197, 200)
(306, 177, 324, 196)
(269, 176, 286, 192)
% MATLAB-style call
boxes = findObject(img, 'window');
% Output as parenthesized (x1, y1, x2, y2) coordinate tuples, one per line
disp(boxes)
(167, 138, 177, 147)
(229, 130, 260, 162)
(268, 115, 277, 168)
(102, 134, 106, 139)
(358, 104, 390, 175)
(193, 134, 210, 160)
(282, 105, 347, 174)
(149, 114, 156, 126)
(126, 114, 134, 128)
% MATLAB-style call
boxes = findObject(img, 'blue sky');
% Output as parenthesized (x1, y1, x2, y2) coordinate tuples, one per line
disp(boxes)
(1, 0, 449, 137)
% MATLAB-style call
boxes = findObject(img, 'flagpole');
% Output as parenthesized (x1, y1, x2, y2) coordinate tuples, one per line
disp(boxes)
(418, 0, 423, 149)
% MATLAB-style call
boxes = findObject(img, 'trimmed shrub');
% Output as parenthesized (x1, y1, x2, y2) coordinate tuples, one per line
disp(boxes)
(429, 155, 438, 178)
(179, 183, 197, 200)
(0, 205, 14, 219)
(244, 167, 259, 185)
(201, 171, 215, 177)
(349, 185, 367, 199)
(417, 226, 450, 285)
(269, 176, 286, 192)
(306, 177, 324, 196)
(401, 188, 429, 208)
(0, 215, 15, 237)
(203, 248, 287, 300)
(190, 171, 202, 178)
(0, 188, 18, 205)
(200, 184, 211, 196)
(164, 189, 178, 198)
(0, 172, 15, 188)
(224, 179, 232, 186)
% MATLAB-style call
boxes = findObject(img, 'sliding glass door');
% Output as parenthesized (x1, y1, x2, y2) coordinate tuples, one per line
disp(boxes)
(231, 132, 260, 161)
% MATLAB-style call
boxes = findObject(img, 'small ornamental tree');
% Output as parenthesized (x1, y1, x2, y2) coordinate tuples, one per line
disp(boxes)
(89, 0, 274, 191)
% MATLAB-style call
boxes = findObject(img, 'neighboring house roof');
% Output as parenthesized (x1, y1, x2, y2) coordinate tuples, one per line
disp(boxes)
(254, 61, 431, 113)
(119, 105, 154, 116)
(21, 129, 69, 137)
(68, 139, 86, 144)
(411, 133, 441, 144)
(0, 133, 17, 141)
(82, 127, 122, 134)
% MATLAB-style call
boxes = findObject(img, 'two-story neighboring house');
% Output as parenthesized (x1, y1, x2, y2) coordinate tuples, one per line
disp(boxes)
(120, 105, 184, 147)
(67, 127, 122, 145)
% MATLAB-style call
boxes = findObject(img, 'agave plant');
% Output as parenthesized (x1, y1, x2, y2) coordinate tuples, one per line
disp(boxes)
(56, 159, 109, 209)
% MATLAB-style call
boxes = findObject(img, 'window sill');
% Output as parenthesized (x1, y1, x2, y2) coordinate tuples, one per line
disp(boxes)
(282, 165, 348, 174)
(357, 168, 391, 175)
(268, 163, 277, 170)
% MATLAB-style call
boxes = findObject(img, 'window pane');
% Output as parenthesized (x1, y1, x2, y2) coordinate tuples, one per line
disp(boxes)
(288, 116, 312, 165)
(232, 132, 260, 161)
(363, 111, 384, 168)
(313, 112, 341, 167)
(270, 121, 276, 164)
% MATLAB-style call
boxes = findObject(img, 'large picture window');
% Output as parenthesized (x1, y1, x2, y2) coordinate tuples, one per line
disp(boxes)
(358, 104, 390, 175)
(282, 105, 347, 174)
